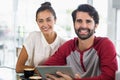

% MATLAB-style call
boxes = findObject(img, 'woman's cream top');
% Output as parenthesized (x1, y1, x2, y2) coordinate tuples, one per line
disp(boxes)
(23, 31, 66, 67)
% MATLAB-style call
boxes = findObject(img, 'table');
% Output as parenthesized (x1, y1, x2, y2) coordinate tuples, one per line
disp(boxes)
(0, 67, 17, 80)
(0, 67, 24, 80)
(0, 67, 42, 80)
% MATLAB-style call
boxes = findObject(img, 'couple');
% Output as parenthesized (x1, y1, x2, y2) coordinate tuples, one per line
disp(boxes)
(16, 2, 118, 80)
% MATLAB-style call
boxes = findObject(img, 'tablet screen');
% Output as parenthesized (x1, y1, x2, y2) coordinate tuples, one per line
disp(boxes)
(36, 66, 74, 79)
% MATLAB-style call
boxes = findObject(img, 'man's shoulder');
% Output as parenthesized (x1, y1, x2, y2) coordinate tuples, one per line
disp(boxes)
(95, 36, 113, 45)
(61, 37, 78, 48)
(95, 36, 109, 41)
(65, 37, 78, 43)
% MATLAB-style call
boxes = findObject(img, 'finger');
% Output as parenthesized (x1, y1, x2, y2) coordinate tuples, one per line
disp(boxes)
(56, 71, 72, 80)
(45, 74, 57, 80)
(75, 74, 81, 78)
(56, 71, 66, 77)
(46, 78, 52, 80)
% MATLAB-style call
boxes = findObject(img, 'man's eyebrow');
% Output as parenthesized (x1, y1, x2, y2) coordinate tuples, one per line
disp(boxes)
(37, 19, 43, 21)
(76, 18, 82, 20)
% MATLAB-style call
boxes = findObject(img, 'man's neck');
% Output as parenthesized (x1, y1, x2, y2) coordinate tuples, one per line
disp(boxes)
(78, 36, 95, 51)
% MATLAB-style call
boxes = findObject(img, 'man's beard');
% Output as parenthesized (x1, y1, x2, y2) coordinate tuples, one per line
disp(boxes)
(75, 27, 95, 40)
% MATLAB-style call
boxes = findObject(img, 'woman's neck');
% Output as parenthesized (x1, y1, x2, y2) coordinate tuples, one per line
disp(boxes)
(43, 31, 57, 44)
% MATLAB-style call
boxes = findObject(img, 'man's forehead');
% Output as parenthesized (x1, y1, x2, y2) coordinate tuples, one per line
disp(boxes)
(76, 12, 93, 20)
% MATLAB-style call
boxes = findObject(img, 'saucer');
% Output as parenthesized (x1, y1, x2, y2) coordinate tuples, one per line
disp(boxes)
(20, 75, 29, 80)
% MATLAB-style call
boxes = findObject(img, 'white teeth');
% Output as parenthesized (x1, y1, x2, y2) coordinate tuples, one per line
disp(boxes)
(79, 30, 88, 34)
(81, 30, 87, 32)
(44, 29, 47, 30)
(42, 27, 46, 29)
(42, 27, 48, 31)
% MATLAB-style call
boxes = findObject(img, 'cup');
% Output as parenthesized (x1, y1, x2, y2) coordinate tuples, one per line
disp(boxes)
(24, 68, 35, 78)
(29, 76, 42, 80)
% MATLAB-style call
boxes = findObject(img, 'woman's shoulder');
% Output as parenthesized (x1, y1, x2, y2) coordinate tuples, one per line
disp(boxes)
(28, 31, 42, 37)
(29, 31, 41, 35)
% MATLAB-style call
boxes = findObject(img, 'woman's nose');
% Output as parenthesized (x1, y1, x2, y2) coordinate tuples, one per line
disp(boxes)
(43, 21, 48, 26)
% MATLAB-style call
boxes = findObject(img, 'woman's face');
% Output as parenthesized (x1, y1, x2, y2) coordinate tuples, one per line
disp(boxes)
(36, 10, 56, 34)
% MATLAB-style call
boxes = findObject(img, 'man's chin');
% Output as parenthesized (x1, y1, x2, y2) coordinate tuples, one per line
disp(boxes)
(78, 35, 92, 40)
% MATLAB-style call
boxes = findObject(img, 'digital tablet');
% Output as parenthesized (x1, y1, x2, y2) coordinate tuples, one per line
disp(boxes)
(36, 66, 74, 79)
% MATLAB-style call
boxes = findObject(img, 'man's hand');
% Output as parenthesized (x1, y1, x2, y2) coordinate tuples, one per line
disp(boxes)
(45, 71, 81, 80)
(46, 71, 73, 80)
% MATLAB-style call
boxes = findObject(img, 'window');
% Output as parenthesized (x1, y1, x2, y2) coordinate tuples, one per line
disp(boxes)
(1, 0, 119, 69)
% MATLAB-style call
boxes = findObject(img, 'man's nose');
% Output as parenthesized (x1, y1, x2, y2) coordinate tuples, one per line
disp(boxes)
(81, 22, 87, 27)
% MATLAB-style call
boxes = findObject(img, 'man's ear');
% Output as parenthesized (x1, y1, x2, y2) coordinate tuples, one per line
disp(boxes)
(54, 19, 57, 24)
(95, 24, 98, 29)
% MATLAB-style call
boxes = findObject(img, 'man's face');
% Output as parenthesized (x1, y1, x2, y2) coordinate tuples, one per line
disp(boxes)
(74, 11, 96, 40)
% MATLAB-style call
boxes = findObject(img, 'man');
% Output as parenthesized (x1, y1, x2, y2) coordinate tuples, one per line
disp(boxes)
(42, 4, 118, 80)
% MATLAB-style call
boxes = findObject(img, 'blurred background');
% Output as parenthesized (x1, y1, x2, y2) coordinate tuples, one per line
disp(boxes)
(0, 0, 120, 70)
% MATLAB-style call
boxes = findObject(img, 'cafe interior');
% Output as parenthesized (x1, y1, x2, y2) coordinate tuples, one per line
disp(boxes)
(0, 0, 120, 80)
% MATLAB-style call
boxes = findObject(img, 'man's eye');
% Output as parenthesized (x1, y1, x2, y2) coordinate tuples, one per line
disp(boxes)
(86, 20, 92, 23)
(76, 19, 82, 23)
(47, 19, 51, 22)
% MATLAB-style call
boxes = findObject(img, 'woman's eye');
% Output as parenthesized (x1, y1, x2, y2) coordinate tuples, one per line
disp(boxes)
(38, 20, 43, 23)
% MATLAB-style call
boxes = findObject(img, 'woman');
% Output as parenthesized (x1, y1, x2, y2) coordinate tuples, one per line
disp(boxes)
(16, 2, 66, 73)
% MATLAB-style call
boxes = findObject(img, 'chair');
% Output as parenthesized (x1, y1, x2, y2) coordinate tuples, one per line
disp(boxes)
(115, 54, 120, 80)
(0, 44, 5, 65)
(117, 54, 120, 70)
(16, 47, 22, 57)
(116, 70, 120, 80)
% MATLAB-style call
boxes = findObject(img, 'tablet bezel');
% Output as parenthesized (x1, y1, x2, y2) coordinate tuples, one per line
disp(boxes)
(36, 66, 74, 79)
